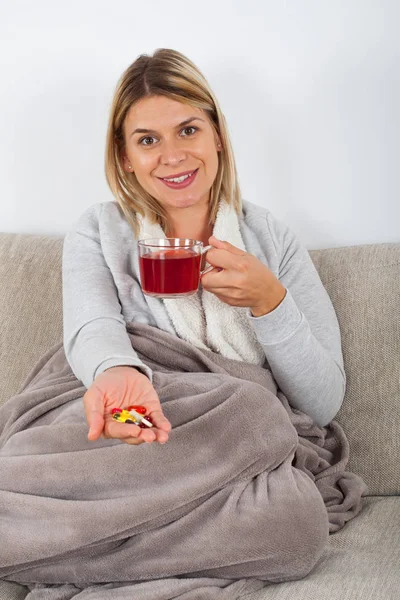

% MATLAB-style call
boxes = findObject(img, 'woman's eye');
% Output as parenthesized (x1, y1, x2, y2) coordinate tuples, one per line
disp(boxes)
(181, 126, 197, 136)
(139, 136, 157, 146)
(138, 127, 197, 146)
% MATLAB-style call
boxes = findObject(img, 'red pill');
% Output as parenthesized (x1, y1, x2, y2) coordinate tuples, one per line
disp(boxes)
(127, 405, 147, 415)
(111, 407, 122, 415)
(139, 415, 153, 428)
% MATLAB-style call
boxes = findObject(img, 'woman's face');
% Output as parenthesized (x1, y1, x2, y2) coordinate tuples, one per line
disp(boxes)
(122, 95, 221, 212)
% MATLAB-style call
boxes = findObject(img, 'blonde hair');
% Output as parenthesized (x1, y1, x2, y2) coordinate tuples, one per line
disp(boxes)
(104, 48, 242, 238)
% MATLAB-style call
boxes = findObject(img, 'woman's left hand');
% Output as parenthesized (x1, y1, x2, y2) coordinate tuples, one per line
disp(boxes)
(201, 236, 287, 317)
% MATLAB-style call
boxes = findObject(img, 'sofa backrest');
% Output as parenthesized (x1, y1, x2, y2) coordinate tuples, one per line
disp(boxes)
(0, 233, 63, 401)
(311, 243, 400, 495)
(0, 232, 399, 495)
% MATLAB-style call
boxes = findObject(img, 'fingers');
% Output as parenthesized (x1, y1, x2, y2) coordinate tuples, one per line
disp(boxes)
(83, 388, 105, 441)
(204, 248, 232, 270)
(150, 409, 172, 433)
(135, 390, 172, 435)
(208, 236, 246, 256)
(118, 431, 167, 446)
(103, 415, 153, 440)
(203, 247, 247, 272)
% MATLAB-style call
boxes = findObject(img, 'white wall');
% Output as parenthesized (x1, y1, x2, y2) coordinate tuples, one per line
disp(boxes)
(1, 0, 399, 249)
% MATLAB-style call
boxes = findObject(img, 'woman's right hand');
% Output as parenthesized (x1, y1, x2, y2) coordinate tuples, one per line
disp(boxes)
(83, 366, 171, 445)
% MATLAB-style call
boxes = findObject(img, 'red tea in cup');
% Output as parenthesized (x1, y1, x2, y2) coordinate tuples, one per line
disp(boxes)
(138, 239, 213, 298)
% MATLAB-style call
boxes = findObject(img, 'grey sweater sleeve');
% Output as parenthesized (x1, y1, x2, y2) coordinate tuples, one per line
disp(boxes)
(62, 204, 152, 389)
(246, 211, 346, 426)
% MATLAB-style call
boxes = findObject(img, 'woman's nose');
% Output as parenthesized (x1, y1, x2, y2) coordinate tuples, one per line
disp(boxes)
(160, 138, 187, 166)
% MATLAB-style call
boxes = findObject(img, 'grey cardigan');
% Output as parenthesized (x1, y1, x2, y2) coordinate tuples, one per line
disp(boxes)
(62, 199, 346, 426)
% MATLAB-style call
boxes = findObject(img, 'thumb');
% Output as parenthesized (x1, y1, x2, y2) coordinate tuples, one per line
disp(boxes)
(83, 388, 105, 441)
(87, 412, 104, 441)
(208, 235, 246, 256)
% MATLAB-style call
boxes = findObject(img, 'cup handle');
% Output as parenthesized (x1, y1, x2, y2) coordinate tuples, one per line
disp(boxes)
(200, 264, 215, 276)
(200, 244, 214, 275)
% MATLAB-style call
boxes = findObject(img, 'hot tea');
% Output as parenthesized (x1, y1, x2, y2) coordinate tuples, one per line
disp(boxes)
(139, 249, 202, 297)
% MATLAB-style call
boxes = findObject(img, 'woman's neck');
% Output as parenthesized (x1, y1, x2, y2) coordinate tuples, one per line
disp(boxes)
(165, 200, 213, 245)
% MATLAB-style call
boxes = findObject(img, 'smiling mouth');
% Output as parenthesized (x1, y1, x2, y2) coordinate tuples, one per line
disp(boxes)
(158, 168, 199, 189)
(159, 169, 198, 183)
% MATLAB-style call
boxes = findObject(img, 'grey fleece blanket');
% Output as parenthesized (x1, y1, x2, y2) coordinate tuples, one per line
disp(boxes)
(0, 322, 367, 600)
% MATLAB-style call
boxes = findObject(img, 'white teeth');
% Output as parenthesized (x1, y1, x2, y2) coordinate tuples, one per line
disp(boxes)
(164, 171, 194, 183)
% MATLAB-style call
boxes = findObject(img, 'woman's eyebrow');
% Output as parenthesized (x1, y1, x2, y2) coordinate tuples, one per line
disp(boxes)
(130, 116, 205, 138)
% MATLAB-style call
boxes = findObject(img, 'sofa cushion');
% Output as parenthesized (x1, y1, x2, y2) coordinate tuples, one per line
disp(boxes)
(0, 497, 398, 599)
(252, 496, 400, 600)
(0, 581, 27, 600)
(310, 244, 400, 495)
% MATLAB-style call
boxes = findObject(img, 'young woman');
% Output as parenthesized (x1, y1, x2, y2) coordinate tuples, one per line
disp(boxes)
(63, 49, 345, 452)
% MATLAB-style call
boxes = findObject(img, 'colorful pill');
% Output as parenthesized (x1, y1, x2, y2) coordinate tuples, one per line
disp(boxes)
(138, 415, 154, 428)
(127, 405, 147, 415)
(112, 410, 139, 423)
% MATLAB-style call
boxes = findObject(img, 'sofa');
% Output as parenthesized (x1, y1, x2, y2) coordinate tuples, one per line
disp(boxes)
(0, 232, 399, 600)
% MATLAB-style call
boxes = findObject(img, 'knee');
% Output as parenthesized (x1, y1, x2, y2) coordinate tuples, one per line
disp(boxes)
(279, 473, 329, 580)
(250, 466, 329, 583)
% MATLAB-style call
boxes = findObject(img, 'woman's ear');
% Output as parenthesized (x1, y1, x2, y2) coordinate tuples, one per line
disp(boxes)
(213, 131, 222, 151)
(122, 156, 132, 173)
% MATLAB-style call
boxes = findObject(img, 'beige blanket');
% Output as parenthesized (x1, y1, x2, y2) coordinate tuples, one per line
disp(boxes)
(0, 322, 367, 599)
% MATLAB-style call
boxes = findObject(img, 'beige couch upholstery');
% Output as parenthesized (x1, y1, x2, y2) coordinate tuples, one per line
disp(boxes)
(0, 233, 399, 600)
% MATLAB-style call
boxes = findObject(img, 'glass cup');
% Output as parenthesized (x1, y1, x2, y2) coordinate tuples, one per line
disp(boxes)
(138, 238, 213, 298)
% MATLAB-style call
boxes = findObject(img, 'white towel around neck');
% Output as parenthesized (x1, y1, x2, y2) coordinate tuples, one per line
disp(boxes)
(137, 199, 266, 365)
